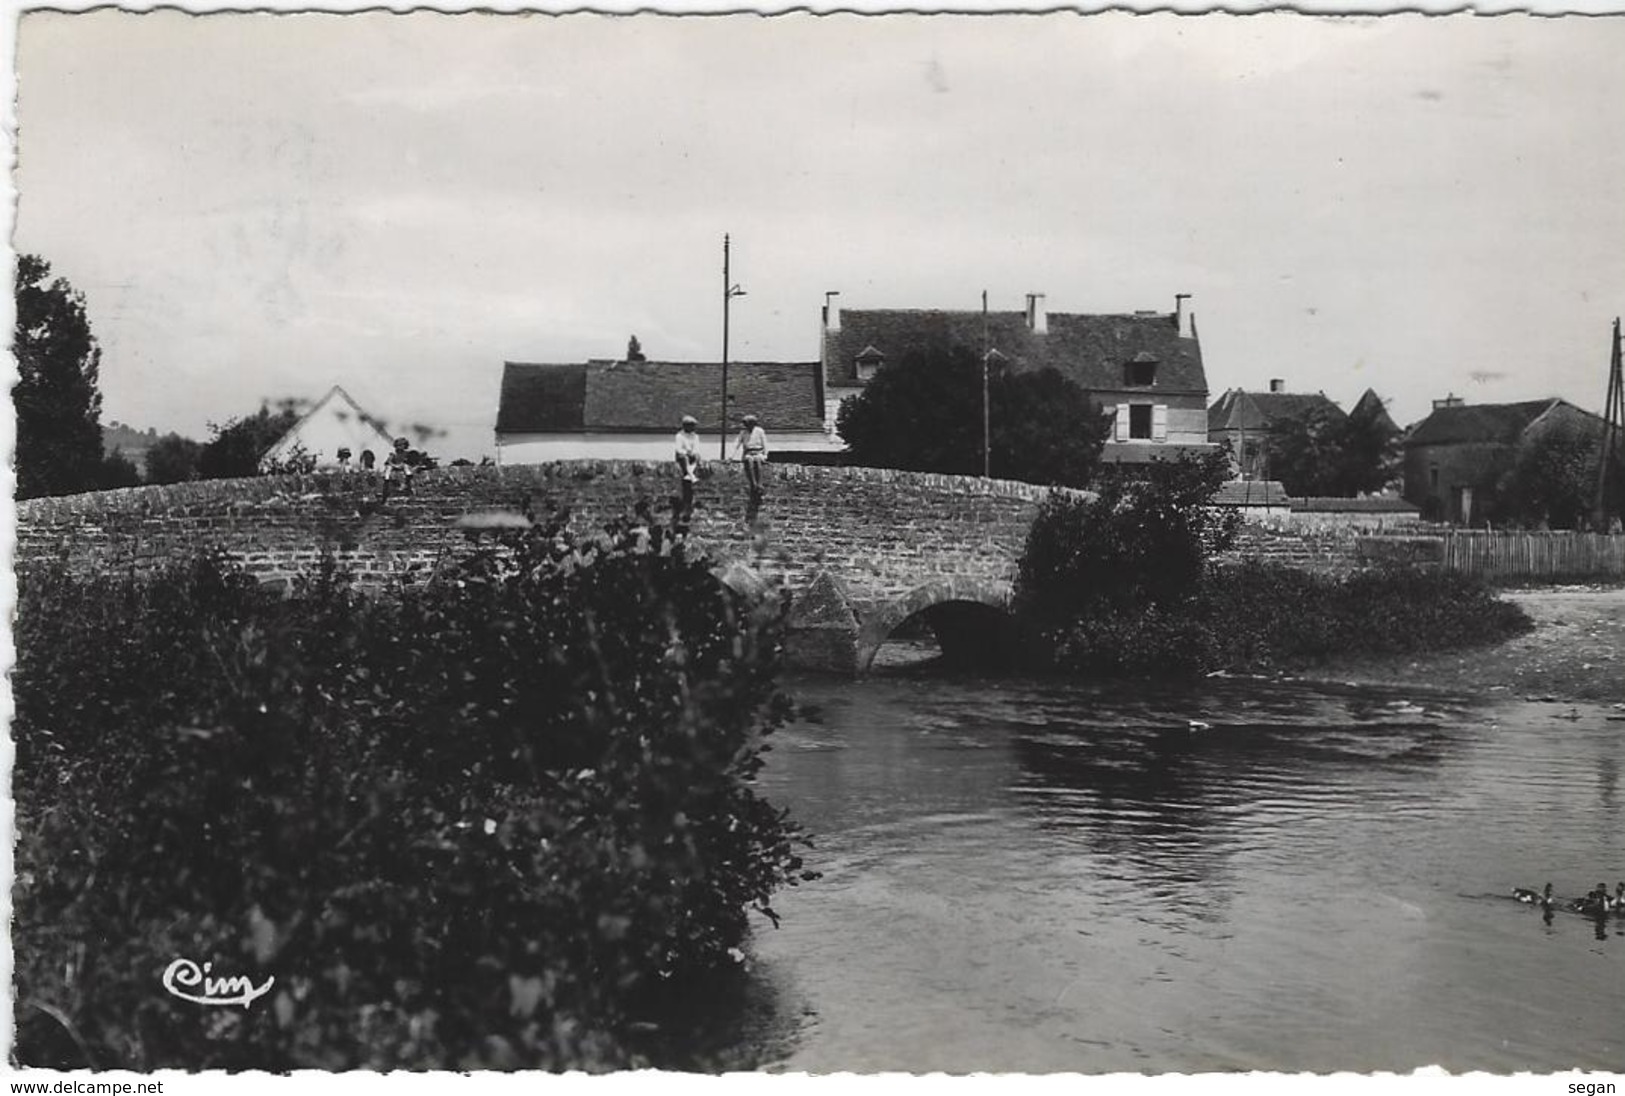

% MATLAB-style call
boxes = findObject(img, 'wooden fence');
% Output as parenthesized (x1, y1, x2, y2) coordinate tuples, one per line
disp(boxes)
(1440, 531, 1625, 582)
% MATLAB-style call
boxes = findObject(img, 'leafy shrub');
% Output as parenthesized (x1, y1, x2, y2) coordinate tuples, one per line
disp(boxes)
(12, 514, 815, 1070)
(1036, 560, 1534, 679)
(1012, 447, 1530, 678)
(1200, 561, 1534, 670)
(1014, 448, 1239, 635)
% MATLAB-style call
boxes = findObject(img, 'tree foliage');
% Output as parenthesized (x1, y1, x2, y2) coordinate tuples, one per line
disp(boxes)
(12, 512, 814, 1070)
(1492, 423, 1624, 530)
(836, 342, 1108, 487)
(1265, 400, 1402, 497)
(14, 254, 105, 498)
(1014, 447, 1239, 635)
(97, 448, 142, 490)
(197, 405, 301, 480)
(144, 434, 205, 485)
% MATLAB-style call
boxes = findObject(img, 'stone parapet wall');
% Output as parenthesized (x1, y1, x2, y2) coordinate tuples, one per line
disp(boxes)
(15, 461, 1055, 610)
(1219, 523, 1445, 573)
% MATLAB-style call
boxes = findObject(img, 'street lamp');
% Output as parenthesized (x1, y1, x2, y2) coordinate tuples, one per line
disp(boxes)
(720, 233, 748, 459)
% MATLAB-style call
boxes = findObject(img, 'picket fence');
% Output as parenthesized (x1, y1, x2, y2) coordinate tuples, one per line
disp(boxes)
(1440, 531, 1625, 582)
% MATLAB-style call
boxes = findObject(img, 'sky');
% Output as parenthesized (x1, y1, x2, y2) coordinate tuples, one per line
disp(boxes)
(13, 10, 1625, 461)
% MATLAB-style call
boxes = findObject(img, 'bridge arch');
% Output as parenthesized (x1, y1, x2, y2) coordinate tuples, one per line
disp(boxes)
(855, 577, 1019, 673)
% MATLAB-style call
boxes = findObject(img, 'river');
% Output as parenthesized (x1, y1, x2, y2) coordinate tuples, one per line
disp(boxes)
(706, 667, 1623, 1073)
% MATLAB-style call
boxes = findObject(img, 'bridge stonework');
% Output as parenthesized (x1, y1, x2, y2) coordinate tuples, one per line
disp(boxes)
(14, 461, 1060, 673)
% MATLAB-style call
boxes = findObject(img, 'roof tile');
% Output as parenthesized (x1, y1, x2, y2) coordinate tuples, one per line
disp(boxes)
(824, 308, 1207, 393)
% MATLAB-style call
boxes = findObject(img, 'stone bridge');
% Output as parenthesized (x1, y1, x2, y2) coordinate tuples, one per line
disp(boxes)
(15, 461, 1073, 673)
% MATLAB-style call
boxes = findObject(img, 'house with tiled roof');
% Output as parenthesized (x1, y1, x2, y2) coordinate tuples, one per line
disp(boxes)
(494, 359, 838, 465)
(1207, 381, 1347, 481)
(258, 385, 396, 472)
(1402, 396, 1606, 524)
(1350, 388, 1399, 436)
(820, 294, 1213, 464)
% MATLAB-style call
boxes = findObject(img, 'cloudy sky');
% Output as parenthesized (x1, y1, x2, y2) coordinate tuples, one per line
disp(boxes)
(14, 11, 1625, 460)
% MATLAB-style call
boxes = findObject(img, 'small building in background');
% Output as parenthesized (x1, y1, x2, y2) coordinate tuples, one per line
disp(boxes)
(1401, 396, 1606, 525)
(1210, 478, 1293, 518)
(819, 293, 1214, 464)
(1207, 381, 1347, 481)
(258, 385, 395, 471)
(494, 358, 838, 464)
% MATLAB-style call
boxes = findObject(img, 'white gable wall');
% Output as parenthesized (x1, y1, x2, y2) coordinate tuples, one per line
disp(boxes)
(260, 389, 397, 470)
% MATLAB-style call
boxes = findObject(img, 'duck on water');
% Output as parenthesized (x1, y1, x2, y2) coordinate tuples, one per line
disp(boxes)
(1570, 882, 1624, 915)
(1513, 883, 1554, 908)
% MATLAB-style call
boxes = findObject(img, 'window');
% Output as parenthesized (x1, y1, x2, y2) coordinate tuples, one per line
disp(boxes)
(1114, 403, 1168, 443)
(1123, 359, 1158, 387)
(1430, 465, 1440, 490)
(1129, 404, 1153, 439)
(854, 346, 885, 382)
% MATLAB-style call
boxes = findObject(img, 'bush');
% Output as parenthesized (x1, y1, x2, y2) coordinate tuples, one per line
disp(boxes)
(1036, 560, 1534, 679)
(12, 515, 815, 1070)
(1012, 447, 1531, 678)
(1014, 447, 1239, 635)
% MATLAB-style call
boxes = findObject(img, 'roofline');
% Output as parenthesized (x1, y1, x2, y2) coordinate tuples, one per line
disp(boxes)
(261, 384, 393, 462)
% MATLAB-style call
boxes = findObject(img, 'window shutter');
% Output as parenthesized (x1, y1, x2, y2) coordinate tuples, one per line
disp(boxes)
(1113, 405, 1129, 442)
(1152, 404, 1169, 441)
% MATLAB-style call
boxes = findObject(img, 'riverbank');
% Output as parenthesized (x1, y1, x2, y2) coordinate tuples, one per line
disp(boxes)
(1298, 585, 1625, 704)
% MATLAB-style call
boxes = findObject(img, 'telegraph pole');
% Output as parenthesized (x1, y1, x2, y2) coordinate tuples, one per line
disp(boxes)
(1593, 317, 1624, 529)
(719, 235, 748, 459)
(982, 290, 991, 478)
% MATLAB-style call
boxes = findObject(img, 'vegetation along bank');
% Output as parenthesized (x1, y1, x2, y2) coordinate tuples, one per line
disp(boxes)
(10, 515, 816, 1071)
(1011, 450, 1537, 680)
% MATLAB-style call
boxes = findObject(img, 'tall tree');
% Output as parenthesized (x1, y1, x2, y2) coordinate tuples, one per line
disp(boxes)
(97, 448, 142, 490)
(1493, 423, 1623, 530)
(196, 405, 300, 480)
(144, 434, 205, 485)
(836, 342, 1108, 488)
(1264, 404, 1350, 497)
(1339, 397, 1404, 495)
(13, 254, 106, 498)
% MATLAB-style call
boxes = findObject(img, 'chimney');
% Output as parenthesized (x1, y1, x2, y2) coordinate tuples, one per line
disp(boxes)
(1175, 293, 1192, 337)
(1269, 378, 1285, 394)
(823, 290, 841, 333)
(1025, 293, 1047, 335)
(1433, 393, 1464, 409)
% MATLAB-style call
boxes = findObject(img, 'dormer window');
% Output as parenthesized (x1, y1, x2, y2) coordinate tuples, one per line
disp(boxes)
(1123, 351, 1159, 387)
(855, 345, 886, 382)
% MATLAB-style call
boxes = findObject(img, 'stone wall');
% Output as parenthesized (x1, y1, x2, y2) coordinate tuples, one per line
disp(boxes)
(16, 461, 1060, 672)
(1219, 522, 1445, 573)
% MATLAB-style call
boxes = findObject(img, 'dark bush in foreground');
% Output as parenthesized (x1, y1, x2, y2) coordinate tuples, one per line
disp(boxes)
(12, 516, 815, 1070)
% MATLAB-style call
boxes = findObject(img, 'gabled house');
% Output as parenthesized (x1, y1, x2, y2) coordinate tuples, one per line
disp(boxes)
(820, 294, 1213, 464)
(495, 358, 838, 464)
(1350, 387, 1399, 435)
(1402, 396, 1607, 524)
(258, 385, 396, 471)
(1207, 381, 1347, 480)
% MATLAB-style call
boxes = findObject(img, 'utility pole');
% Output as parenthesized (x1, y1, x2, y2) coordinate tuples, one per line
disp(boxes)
(1593, 317, 1624, 529)
(720, 234, 747, 460)
(982, 290, 991, 479)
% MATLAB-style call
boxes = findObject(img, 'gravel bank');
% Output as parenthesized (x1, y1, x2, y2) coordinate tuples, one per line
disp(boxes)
(1303, 586, 1625, 704)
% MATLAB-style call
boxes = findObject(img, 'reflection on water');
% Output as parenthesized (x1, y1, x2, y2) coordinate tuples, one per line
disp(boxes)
(712, 673, 1624, 1074)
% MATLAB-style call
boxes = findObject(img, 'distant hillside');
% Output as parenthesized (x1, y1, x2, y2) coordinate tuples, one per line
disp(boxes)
(102, 421, 197, 476)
